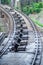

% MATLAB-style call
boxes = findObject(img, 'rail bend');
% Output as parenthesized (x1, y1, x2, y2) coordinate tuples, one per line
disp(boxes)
(0, 5, 15, 57)
(14, 8, 42, 65)
(0, 5, 42, 65)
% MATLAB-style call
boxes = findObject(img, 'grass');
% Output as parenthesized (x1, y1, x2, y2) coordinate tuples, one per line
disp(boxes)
(31, 17, 43, 27)
(0, 27, 5, 32)
(0, 22, 5, 32)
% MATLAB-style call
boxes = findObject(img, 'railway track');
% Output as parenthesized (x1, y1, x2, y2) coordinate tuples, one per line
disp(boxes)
(0, 5, 42, 65)
(0, 5, 15, 57)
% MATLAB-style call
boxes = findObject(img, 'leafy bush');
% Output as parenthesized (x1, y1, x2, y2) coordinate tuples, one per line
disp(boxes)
(38, 2, 43, 8)
(22, 2, 43, 15)
(22, 6, 30, 15)
(32, 3, 39, 8)
(32, 2, 43, 8)
(34, 7, 41, 13)
(29, 7, 34, 14)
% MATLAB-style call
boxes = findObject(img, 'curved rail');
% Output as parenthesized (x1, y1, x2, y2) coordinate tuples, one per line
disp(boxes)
(0, 5, 15, 57)
(0, 5, 42, 65)
(12, 9, 41, 65)
(14, 10, 42, 65)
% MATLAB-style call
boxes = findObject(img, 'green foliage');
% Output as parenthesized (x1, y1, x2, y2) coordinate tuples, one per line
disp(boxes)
(29, 7, 34, 14)
(22, 5, 30, 15)
(1, 0, 11, 5)
(38, 2, 43, 8)
(32, 2, 43, 8)
(34, 7, 41, 13)
(32, 3, 39, 8)
(22, 2, 43, 15)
